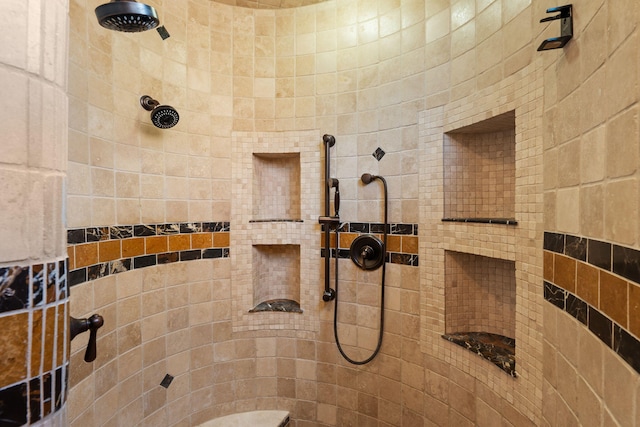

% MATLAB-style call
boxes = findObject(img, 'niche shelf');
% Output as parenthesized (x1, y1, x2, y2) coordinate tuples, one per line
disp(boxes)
(250, 244, 302, 313)
(443, 250, 516, 376)
(443, 111, 516, 224)
(252, 153, 301, 222)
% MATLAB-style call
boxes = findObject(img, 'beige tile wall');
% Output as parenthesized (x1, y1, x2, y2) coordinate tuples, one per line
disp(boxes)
(0, 0, 68, 262)
(543, 302, 639, 426)
(57, 1, 640, 427)
(0, 0, 70, 425)
(68, 0, 233, 229)
(65, 0, 427, 424)
(541, 0, 640, 424)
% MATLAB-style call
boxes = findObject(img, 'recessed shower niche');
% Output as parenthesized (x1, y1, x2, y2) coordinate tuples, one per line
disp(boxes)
(437, 110, 519, 376)
(250, 244, 302, 313)
(443, 250, 516, 376)
(252, 153, 301, 222)
(231, 130, 319, 332)
(443, 111, 516, 224)
(420, 63, 544, 418)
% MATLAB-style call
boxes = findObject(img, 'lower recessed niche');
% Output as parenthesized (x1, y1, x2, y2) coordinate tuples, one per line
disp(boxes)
(250, 244, 301, 313)
(443, 250, 516, 376)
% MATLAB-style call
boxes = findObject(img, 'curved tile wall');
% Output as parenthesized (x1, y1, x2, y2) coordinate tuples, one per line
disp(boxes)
(0, 0, 70, 425)
(0, 261, 69, 426)
(56, 1, 640, 427)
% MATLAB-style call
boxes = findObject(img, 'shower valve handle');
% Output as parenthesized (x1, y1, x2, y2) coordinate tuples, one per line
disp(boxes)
(70, 314, 104, 363)
(361, 245, 375, 259)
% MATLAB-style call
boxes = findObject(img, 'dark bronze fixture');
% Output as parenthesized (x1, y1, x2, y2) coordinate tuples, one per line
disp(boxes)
(140, 95, 180, 129)
(350, 234, 385, 271)
(537, 4, 573, 51)
(319, 134, 338, 302)
(70, 314, 104, 363)
(95, 0, 159, 33)
(330, 173, 389, 365)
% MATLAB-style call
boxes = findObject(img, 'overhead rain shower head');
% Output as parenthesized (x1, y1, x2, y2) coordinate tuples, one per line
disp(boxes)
(95, 0, 159, 33)
(140, 95, 180, 129)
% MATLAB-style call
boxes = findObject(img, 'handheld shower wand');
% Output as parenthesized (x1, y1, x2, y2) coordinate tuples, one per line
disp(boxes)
(331, 172, 389, 365)
(328, 178, 340, 217)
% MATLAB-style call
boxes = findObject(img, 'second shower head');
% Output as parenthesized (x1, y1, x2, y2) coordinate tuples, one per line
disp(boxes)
(140, 95, 179, 129)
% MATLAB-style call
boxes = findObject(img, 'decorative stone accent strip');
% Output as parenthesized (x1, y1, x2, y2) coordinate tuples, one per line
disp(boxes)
(543, 231, 640, 374)
(0, 260, 69, 425)
(67, 222, 230, 287)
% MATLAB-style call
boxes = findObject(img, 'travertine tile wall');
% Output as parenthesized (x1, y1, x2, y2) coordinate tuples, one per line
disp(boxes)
(0, 0, 70, 425)
(68, 0, 233, 227)
(2, 0, 630, 426)
(540, 0, 640, 424)
(66, 1, 426, 425)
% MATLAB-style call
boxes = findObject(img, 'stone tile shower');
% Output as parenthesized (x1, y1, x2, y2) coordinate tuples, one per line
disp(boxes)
(2, 1, 640, 427)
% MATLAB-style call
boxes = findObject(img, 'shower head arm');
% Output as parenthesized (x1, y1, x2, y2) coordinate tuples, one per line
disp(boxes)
(140, 95, 160, 111)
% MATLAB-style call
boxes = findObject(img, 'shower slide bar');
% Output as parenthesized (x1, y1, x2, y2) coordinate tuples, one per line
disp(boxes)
(318, 134, 339, 302)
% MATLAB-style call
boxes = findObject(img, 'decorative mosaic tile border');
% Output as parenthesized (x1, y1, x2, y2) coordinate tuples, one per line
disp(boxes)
(0, 366, 68, 426)
(67, 222, 230, 287)
(0, 261, 69, 425)
(543, 231, 640, 374)
(544, 232, 640, 282)
(0, 262, 68, 315)
(321, 222, 419, 267)
(544, 281, 640, 374)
